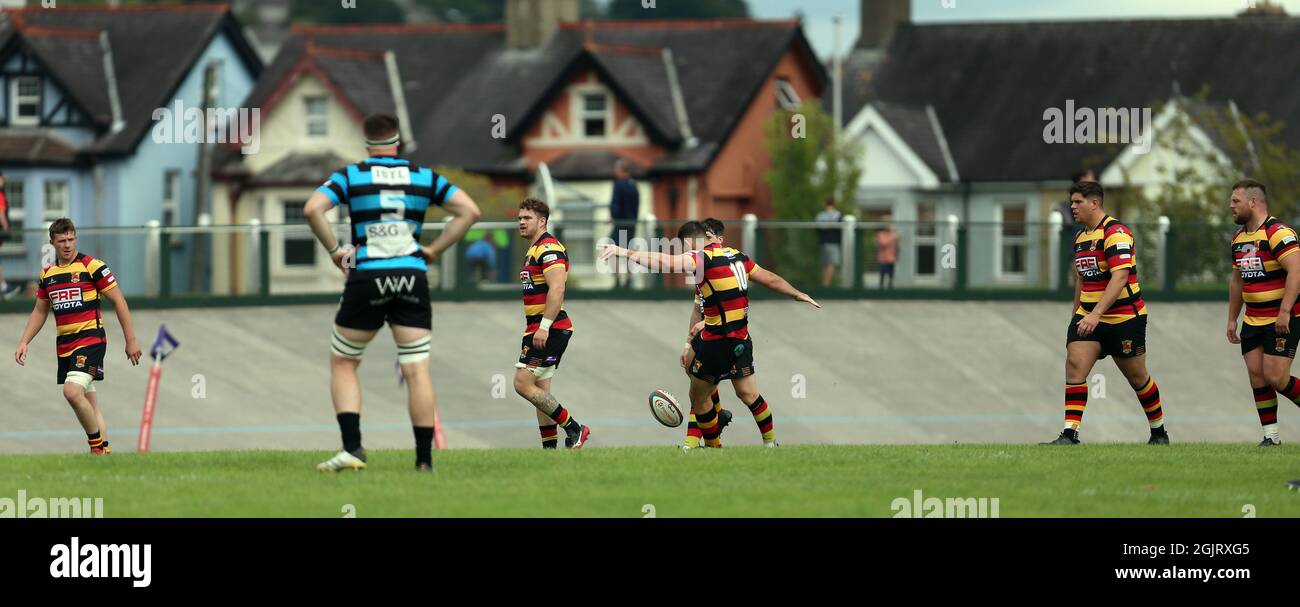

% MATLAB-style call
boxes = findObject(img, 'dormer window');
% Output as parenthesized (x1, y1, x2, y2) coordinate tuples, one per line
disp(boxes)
(10, 76, 41, 127)
(581, 93, 608, 138)
(776, 78, 802, 111)
(304, 95, 328, 137)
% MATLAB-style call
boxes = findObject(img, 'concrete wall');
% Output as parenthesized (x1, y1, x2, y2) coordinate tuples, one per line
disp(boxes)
(0, 300, 1284, 454)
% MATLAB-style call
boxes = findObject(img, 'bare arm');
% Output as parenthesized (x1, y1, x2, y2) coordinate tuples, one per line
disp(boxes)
(304, 192, 342, 255)
(750, 266, 820, 308)
(423, 189, 482, 261)
(601, 244, 695, 273)
(1228, 267, 1244, 343)
(1072, 272, 1082, 313)
(1275, 252, 1300, 333)
(102, 287, 142, 365)
(15, 298, 49, 366)
(541, 265, 567, 325)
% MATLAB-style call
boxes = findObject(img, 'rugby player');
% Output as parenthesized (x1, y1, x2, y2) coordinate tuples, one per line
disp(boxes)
(1225, 179, 1300, 446)
(14, 218, 142, 454)
(306, 113, 481, 472)
(515, 198, 591, 449)
(1043, 181, 1168, 445)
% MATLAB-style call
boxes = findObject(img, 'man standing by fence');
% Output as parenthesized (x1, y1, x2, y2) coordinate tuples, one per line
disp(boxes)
(609, 159, 639, 289)
(816, 198, 843, 287)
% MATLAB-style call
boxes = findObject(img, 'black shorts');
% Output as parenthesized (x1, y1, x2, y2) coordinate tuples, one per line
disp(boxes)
(1067, 314, 1146, 359)
(517, 330, 572, 370)
(688, 336, 756, 384)
(1240, 317, 1300, 358)
(57, 343, 106, 384)
(334, 270, 431, 331)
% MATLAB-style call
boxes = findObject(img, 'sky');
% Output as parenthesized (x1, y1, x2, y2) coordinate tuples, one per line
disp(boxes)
(747, 0, 1300, 59)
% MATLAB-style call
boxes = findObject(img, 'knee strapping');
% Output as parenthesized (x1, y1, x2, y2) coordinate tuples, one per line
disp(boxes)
(397, 335, 431, 364)
(331, 329, 367, 360)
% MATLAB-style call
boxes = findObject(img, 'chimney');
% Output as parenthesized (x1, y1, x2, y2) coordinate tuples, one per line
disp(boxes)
(857, 0, 911, 49)
(507, 0, 580, 50)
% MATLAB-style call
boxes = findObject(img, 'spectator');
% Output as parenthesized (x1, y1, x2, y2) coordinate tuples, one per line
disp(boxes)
(815, 197, 844, 287)
(875, 218, 899, 290)
(609, 159, 640, 288)
(464, 230, 497, 285)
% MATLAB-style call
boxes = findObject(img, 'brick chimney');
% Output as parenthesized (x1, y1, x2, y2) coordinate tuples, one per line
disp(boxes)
(507, 0, 579, 49)
(857, 0, 911, 49)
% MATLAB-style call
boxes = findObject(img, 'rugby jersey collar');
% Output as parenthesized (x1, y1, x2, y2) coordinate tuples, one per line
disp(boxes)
(532, 232, 554, 247)
(365, 156, 409, 166)
(1245, 216, 1275, 235)
(1088, 215, 1114, 233)
(54, 252, 87, 268)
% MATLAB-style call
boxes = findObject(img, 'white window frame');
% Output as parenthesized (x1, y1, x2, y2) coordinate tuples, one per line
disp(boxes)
(42, 180, 69, 225)
(162, 169, 182, 227)
(578, 91, 610, 140)
(304, 95, 329, 138)
(776, 78, 802, 111)
(995, 201, 1031, 283)
(914, 202, 939, 282)
(0, 179, 24, 254)
(10, 76, 41, 127)
(279, 199, 318, 270)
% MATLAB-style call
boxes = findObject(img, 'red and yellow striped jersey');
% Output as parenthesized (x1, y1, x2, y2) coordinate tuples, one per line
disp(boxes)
(1232, 216, 1300, 326)
(520, 232, 573, 335)
(694, 243, 758, 341)
(36, 253, 118, 357)
(1073, 216, 1145, 324)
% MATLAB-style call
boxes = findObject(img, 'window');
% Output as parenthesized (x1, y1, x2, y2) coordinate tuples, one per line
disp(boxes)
(1, 180, 23, 251)
(304, 96, 328, 137)
(776, 78, 802, 111)
(10, 76, 40, 127)
(916, 204, 937, 277)
(43, 180, 69, 224)
(580, 93, 608, 138)
(162, 170, 182, 226)
(282, 202, 315, 267)
(1000, 205, 1028, 276)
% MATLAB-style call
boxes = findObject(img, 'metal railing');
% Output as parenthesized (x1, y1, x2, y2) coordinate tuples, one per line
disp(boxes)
(0, 215, 1244, 307)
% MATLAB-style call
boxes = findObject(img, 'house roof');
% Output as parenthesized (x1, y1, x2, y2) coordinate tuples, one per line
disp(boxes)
(852, 16, 1300, 182)
(0, 132, 79, 165)
(872, 102, 955, 183)
(244, 19, 823, 179)
(0, 4, 263, 160)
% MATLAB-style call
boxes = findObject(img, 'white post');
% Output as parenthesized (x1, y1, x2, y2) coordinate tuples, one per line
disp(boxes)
(946, 214, 960, 288)
(144, 220, 161, 297)
(641, 213, 658, 290)
(440, 219, 456, 291)
(246, 218, 261, 295)
(1157, 215, 1171, 290)
(1048, 211, 1063, 291)
(840, 215, 856, 288)
(742, 213, 758, 256)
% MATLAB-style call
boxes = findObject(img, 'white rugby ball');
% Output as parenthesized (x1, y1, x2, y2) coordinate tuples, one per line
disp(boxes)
(649, 389, 684, 428)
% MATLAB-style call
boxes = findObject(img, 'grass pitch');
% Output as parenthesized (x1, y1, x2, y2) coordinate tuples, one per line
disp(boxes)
(2, 444, 1299, 517)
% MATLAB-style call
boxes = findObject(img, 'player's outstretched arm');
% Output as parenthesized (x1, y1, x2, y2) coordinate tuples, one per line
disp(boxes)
(423, 189, 482, 263)
(15, 298, 50, 366)
(750, 267, 820, 308)
(600, 244, 695, 274)
(102, 287, 142, 366)
(303, 193, 350, 274)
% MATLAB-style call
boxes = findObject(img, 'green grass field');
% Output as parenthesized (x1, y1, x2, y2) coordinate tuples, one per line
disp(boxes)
(2, 444, 1299, 517)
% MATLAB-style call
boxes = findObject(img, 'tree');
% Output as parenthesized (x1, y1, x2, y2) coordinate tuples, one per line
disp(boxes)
(761, 100, 863, 284)
(605, 0, 749, 20)
(1122, 87, 1300, 288)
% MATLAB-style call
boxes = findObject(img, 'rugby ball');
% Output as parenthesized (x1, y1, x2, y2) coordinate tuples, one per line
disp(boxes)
(649, 389, 684, 428)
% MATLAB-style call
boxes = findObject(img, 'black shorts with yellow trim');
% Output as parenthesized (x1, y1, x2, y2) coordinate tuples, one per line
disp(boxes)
(688, 335, 755, 384)
(517, 329, 573, 371)
(1240, 316, 1300, 358)
(57, 343, 106, 384)
(1067, 314, 1146, 360)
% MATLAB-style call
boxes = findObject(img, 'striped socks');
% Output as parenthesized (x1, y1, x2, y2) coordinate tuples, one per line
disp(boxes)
(549, 405, 581, 435)
(1254, 386, 1280, 441)
(1135, 377, 1164, 429)
(87, 430, 104, 453)
(1279, 377, 1300, 405)
(539, 423, 559, 449)
(697, 406, 723, 448)
(747, 395, 776, 444)
(1064, 382, 1088, 430)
